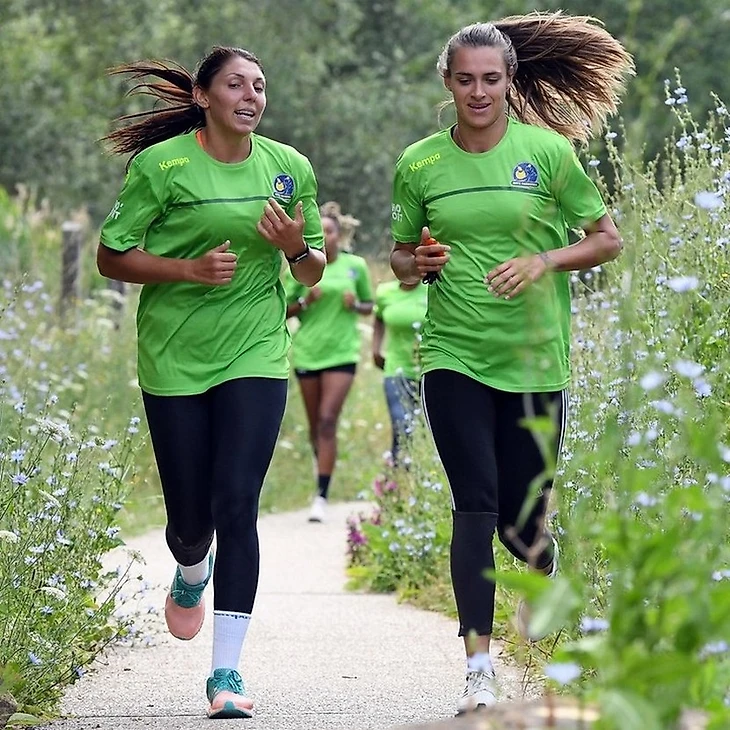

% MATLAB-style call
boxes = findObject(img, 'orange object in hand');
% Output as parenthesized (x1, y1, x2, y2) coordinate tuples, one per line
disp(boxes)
(423, 237, 441, 285)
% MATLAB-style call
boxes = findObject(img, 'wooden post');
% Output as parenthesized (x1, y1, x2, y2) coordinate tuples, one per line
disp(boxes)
(0, 692, 18, 730)
(60, 220, 84, 319)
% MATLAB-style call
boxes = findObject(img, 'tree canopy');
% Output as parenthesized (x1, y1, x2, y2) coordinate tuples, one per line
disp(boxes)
(1, 0, 729, 252)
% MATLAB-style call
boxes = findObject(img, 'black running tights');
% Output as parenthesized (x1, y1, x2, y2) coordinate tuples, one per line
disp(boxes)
(142, 378, 287, 614)
(422, 369, 566, 636)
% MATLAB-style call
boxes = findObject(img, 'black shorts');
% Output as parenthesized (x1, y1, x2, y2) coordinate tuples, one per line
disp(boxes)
(295, 363, 357, 379)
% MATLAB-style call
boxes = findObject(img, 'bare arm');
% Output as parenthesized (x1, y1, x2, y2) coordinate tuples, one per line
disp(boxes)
(541, 213, 622, 272)
(285, 286, 321, 318)
(96, 241, 237, 285)
(372, 316, 386, 370)
(486, 213, 622, 299)
(287, 248, 326, 288)
(390, 244, 420, 285)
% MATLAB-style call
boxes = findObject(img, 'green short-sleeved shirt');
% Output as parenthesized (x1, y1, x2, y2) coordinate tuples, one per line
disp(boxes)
(390, 118, 606, 392)
(285, 252, 373, 370)
(374, 281, 428, 379)
(100, 131, 324, 396)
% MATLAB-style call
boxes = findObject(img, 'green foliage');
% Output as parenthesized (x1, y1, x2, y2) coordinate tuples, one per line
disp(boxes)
(0, 284, 145, 718)
(3, 0, 729, 253)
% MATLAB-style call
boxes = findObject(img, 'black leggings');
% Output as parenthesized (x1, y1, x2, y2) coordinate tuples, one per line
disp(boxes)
(142, 377, 287, 614)
(422, 369, 566, 636)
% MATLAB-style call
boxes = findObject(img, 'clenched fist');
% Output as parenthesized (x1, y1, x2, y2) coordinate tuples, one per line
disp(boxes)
(188, 240, 237, 285)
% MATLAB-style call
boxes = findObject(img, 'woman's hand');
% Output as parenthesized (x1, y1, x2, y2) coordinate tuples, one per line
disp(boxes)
(306, 286, 322, 305)
(485, 254, 550, 299)
(414, 226, 450, 279)
(188, 240, 238, 285)
(342, 291, 356, 310)
(257, 198, 306, 257)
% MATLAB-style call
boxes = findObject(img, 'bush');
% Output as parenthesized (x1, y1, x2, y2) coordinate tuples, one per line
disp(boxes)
(0, 269, 143, 720)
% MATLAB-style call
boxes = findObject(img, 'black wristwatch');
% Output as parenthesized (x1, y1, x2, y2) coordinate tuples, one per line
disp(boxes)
(286, 243, 310, 265)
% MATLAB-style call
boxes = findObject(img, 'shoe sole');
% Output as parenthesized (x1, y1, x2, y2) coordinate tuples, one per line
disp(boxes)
(208, 701, 254, 719)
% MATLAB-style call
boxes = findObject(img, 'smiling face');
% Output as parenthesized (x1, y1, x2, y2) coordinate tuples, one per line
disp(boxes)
(444, 45, 511, 133)
(193, 56, 266, 138)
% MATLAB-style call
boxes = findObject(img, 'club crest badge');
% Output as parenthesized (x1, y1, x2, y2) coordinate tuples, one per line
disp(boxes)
(511, 162, 539, 188)
(272, 173, 295, 203)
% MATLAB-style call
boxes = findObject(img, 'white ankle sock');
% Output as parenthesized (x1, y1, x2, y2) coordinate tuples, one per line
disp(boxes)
(179, 554, 210, 585)
(467, 652, 493, 674)
(212, 611, 251, 672)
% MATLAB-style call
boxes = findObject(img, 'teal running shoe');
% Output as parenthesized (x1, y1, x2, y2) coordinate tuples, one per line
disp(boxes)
(164, 552, 213, 640)
(206, 668, 254, 719)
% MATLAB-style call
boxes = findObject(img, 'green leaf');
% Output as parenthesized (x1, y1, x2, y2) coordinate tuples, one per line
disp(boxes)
(487, 569, 549, 600)
(528, 578, 581, 639)
(7, 712, 43, 727)
(598, 689, 662, 730)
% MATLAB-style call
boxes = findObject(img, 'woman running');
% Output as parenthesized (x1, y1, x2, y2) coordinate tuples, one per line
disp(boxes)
(97, 46, 325, 719)
(389, 13, 632, 714)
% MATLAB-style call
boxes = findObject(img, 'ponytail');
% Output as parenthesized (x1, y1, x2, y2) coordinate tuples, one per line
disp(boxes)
(438, 12, 635, 142)
(102, 61, 202, 160)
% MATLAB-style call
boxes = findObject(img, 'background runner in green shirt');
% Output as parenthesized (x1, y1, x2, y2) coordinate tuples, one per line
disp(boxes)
(389, 14, 632, 714)
(97, 46, 325, 720)
(372, 279, 428, 467)
(285, 201, 374, 523)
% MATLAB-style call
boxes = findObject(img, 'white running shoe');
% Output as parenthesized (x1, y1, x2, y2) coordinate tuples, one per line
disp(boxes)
(516, 535, 560, 642)
(456, 669, 498, 715)
(308, 495, 327, 523)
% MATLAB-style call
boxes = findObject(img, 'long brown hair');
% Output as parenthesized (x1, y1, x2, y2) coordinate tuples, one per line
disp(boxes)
(437, 11, 635, 142)
(102, 46, 263, 161)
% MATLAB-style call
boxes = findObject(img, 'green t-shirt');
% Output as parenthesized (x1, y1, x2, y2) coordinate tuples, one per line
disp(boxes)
(374, 280, 428, 379)
(285, 252, 373, 370)
(390, 118, 606, 392)
(100, 131, 324, 396)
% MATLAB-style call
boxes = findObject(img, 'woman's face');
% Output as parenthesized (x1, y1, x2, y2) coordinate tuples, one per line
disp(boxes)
(322, 216, 340, 260)
(444, 45, 511, 133)
(194, 56, 266, 137)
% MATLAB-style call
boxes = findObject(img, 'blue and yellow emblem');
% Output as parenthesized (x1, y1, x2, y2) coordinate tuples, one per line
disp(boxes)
(511, 162, 539, 188)
(272, 173, 295, 203)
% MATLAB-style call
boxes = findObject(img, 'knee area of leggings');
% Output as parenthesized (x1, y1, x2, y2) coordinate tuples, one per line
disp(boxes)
(317, 416, 337, 439)
(165, 526, 213, 564)
(212, 494, 258, 529)
(452, 510, 499, 535)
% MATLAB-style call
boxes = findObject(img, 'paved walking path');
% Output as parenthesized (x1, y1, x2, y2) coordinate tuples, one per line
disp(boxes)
(42, 503, 534, 730)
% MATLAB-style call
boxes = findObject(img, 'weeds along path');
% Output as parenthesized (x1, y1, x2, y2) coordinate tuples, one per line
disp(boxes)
(41, 502, 534, 730)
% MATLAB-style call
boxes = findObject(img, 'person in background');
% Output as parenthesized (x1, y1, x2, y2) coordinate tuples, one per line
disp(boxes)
(97, 46, 325, 719)
(371, 278, 428, 468)
(285, 202, 374, 523)
(389, 12, 632, 714)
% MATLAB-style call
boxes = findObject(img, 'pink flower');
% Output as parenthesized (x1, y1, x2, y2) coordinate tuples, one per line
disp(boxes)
(373, 475, 385, 498)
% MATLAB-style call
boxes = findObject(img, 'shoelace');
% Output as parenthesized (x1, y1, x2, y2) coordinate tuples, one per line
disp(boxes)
(213, 669, 244, 696)
(170, 570, 205, 608)
(463, 670, 495, 697)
